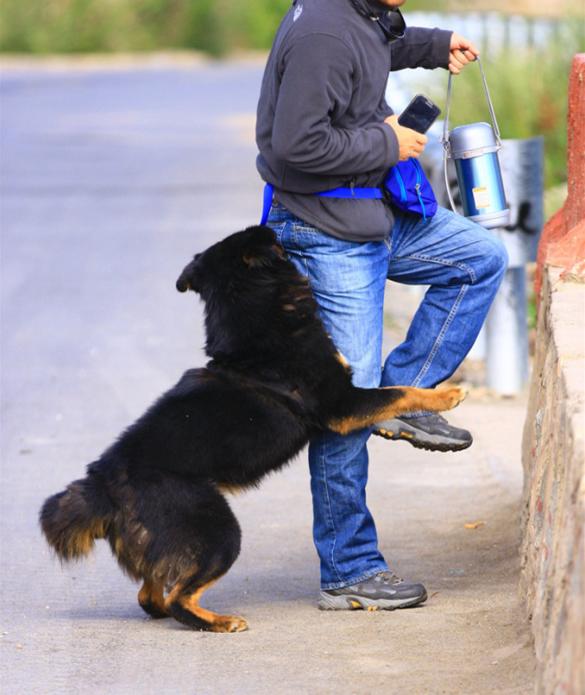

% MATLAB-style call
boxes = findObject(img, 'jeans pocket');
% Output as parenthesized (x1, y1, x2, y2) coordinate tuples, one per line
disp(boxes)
(292, 222, 320, 235)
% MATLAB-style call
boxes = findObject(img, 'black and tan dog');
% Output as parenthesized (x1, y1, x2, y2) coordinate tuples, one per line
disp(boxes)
(40, 225, 465, 633)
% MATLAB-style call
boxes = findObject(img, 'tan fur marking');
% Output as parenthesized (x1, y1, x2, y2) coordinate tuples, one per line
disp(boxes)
(114, 537, 124, 556)
(335, 351, 351, 371)
(166, 579, 248, 633)
(138, 579, 168, 616)
(216, 483, 249, 496)
(67, 518, 107, 557)
(328, 386, 466, 436)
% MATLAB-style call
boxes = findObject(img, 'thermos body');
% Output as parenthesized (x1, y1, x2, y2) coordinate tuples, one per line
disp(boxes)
(450, 122, 510, 229)
(443, 59, 511, 230)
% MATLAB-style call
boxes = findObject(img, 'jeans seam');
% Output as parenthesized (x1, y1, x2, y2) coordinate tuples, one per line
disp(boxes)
(291, 228, 311, 277)
(395, 253, 477, 284)
(412, 283, 468, 387)
(318, 448, 343, 584)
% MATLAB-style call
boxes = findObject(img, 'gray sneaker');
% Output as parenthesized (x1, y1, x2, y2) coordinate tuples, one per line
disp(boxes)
(318, 571, 427, 611)
(374, 413, 472, 453)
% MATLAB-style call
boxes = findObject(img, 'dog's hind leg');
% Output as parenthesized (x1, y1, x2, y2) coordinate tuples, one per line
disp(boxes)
(137, 479, 244, 632)
(162, 486, 245, 632)
(138, 578, 169, 619)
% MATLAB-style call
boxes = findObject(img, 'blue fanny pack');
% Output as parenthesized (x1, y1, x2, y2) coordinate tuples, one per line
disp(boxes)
(383, 158, 438, 221)
(260, 158, 437, 225)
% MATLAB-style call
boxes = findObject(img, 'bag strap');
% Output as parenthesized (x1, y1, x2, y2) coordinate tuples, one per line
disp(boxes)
(442, 56, 502, 156)
(260, 183, 274, 225)
(259, 183, 383, 225)
(316, 186, 384, 199)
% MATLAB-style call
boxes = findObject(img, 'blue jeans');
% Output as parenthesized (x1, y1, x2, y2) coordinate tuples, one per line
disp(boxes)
(266, 203, 508, 589)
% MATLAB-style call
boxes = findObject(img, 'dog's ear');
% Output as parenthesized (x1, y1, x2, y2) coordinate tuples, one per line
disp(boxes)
(242, 225, 284, 268)
(246, 225, 276, 245)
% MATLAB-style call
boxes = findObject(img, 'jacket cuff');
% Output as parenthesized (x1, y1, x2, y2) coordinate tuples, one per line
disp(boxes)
(434, 29, 453, 70)
(378, 122, 400, 168)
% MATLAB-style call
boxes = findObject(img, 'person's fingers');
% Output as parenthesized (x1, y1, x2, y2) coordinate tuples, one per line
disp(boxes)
(452, 49, 470, 65)
(448, 64, 461, 75)
(416, 133, 428, 145)
(466, 41, 480, 57)
(449, 55, 465, 71)
(450, 33, 480, 57)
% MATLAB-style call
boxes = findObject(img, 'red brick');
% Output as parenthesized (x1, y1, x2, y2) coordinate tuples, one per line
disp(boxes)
(536, 54, 585, 298)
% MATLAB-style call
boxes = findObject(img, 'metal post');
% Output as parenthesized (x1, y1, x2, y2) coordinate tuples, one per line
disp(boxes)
(485, 266, 529, 394)
(484, 137, 544, 394)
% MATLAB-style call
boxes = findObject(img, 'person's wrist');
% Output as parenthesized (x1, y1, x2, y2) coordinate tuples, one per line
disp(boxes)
(440, 29, 454, 70)
(381, 121, 400, 166)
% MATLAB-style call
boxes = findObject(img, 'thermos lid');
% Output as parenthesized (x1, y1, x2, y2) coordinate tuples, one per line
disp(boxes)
(449, 122, 499, 159)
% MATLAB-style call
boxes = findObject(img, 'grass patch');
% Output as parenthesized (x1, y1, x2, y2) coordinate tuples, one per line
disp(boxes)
(0, 1, 292, 55)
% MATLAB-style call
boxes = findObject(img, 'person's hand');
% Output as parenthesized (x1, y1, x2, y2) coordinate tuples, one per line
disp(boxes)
(384, 115, 428, 161)
(448, 33, 480, 74)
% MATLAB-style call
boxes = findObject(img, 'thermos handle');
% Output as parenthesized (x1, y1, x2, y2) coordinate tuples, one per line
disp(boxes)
(442, 56, 502, 214)
(442, 56, 502, 153)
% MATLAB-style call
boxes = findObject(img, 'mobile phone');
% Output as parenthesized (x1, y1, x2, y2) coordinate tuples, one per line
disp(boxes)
(398, 94, 441, 134)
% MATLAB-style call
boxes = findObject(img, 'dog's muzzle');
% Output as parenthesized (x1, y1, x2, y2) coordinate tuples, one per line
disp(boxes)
(176, 255, 201, 293)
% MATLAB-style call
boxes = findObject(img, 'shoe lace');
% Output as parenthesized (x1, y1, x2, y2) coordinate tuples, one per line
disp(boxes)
(375, 571, 404, 586)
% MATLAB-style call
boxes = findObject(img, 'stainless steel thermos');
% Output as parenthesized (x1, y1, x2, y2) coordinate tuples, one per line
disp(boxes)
(442, 57, 510, 229)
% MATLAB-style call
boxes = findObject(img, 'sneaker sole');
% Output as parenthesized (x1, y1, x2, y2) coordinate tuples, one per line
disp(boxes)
(318, 590, 428, 611)
(373, 427, 472, 453)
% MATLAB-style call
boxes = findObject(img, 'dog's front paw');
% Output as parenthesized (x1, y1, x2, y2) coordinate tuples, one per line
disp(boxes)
(211, 615, 249, 633)
(438, 386, 467, 410)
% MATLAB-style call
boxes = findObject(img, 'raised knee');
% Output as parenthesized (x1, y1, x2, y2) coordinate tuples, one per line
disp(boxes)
(492, 236, 509, 274)
(476, 234, 508, 284)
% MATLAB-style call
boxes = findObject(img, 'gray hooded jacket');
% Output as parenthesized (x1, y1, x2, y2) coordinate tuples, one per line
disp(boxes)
(255, 0, 451, 241)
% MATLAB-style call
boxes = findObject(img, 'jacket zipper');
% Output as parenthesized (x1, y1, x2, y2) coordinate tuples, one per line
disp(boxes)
(413, 159, 427, 222)
(393, 167, 407, 202)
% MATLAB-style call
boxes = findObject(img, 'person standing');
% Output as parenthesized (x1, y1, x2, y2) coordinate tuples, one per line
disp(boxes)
(256, 0, 507, 610)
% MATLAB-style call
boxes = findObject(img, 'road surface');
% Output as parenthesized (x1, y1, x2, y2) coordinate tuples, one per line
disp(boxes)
(0, 60, 534, 694)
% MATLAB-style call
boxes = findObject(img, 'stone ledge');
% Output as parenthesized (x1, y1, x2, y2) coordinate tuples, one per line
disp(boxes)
(521, 265, 585, 695)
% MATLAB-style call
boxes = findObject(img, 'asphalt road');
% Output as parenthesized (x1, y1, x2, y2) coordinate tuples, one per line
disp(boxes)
(1, 61, 534, 694)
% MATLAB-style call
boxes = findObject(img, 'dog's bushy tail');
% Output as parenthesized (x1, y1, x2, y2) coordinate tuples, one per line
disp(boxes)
(40, 472, 113, 561)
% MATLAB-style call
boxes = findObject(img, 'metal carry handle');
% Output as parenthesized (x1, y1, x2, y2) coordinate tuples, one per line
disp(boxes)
(442, 55, 502, 155)
(441, 56, 502, 214)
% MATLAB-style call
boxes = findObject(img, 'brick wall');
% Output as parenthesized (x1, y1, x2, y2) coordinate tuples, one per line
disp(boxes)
(521, 54, 585, 695)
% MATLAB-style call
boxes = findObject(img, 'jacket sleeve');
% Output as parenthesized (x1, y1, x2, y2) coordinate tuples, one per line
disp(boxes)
(390, 27, 452, 71)
(271, 33, 399, 176)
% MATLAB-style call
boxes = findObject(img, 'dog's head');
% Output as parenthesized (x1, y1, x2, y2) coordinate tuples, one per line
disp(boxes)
(176, 225, 284, 296)
(177, 225, 312, 358)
